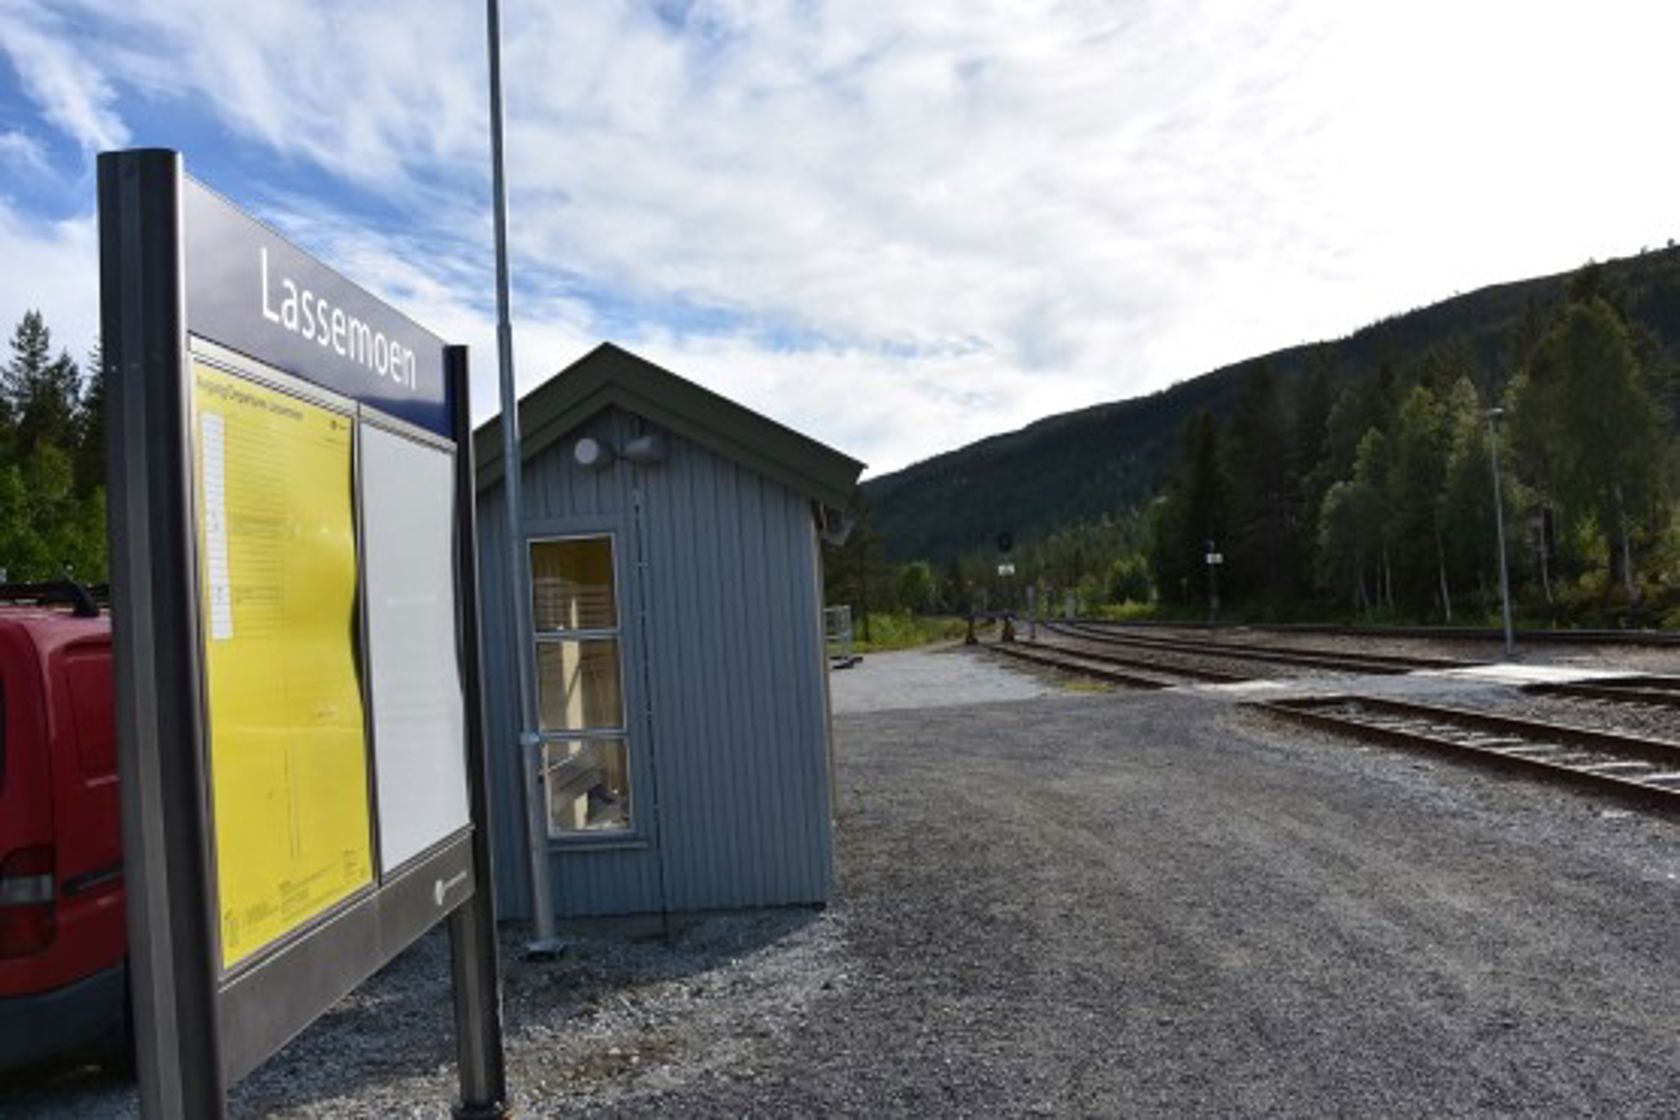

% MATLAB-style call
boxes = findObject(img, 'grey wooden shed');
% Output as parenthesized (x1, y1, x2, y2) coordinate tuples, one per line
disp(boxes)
(474, 343, 863, 919)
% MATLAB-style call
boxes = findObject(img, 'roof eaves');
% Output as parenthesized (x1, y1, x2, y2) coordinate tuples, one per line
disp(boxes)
(472, 344, 864, 506)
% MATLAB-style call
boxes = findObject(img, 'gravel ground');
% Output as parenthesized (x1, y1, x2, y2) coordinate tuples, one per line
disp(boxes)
(829, 644, 1055, 712)
(7, 648, 1678, 1117)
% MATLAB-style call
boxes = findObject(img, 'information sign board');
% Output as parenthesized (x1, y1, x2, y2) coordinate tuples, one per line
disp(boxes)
(183, 183, 449, 436)
(100, 148, 506, 1118)
(362, 422, 472, 872)
(192, 361, 374, 966)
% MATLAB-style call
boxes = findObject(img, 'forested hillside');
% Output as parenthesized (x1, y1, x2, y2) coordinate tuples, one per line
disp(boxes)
(863, 247, 1680, 564)
(1146, 273, 1679, 626)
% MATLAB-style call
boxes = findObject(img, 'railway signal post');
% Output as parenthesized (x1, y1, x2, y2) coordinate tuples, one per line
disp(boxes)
(1205, 541, 1223, 626)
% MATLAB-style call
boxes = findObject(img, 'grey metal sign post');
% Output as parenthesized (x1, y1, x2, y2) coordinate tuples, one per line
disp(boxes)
(484, 0, 563, 957)
(101, 149, 507, 1118)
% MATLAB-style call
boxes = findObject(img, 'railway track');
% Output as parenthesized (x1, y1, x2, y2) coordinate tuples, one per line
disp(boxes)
(989, 629, 1261, 687)
(1255, 694, 1680, 811)
(986, 640, 1180, 689)
(1525, 675, 1680, 711)
(1076, 616, 1680, 649)
(1022, 631, 1253, 684)
(1048, 621, 1469, 675)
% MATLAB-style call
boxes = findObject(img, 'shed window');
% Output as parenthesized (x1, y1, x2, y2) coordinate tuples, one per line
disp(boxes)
(530, 536, 631, 835)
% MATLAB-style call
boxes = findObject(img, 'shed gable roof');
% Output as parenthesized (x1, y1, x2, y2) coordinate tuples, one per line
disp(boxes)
(474, 343, 865, 507)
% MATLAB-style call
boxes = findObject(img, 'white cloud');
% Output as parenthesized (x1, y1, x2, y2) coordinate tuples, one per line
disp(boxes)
(0, 2, 129, 151)
(3, 1, 1679, 474)
(0, 197, 99, 372)
(0, 129, 50, 175)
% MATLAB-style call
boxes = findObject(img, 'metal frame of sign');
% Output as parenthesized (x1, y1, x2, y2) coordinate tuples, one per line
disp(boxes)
(100, 148, 507, 1118)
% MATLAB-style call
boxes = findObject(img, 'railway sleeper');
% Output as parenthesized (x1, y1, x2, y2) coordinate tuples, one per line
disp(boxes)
(1525, 677, 1680, 710)
(1055, 622, 1470, 672)
(1251, 695, 1680, 813)
(1025, 636, 1251, 684)
(986, 642, 1172, 690)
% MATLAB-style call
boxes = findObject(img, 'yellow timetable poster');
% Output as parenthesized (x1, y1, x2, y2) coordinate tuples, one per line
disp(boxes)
(192, 360, 373, 968)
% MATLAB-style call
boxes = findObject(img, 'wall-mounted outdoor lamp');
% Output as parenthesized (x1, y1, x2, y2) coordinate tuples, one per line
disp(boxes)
(573, 432, 667, 471)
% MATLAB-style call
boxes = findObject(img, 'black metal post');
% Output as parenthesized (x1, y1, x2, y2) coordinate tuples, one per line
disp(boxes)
(446, 347, 513, 1118)
(100, 148, 225, 1118)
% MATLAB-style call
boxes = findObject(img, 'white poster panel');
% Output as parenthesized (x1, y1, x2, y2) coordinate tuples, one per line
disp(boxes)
(361, 423, 471, 872)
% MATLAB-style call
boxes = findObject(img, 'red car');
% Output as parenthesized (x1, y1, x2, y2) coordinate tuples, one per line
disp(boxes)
(0, 583, 127, 1071)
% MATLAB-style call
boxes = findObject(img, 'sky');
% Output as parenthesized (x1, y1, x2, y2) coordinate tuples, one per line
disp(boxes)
(1, 1, 1678, 477)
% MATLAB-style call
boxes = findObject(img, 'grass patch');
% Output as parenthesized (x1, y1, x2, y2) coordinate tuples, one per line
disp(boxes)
(1086, 600, 1160, 621)
(848, 612, 973, 653)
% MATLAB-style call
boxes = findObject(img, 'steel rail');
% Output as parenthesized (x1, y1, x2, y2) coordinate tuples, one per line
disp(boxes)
(986, 642, 1175, 689)
(1025, 633, 1252, 683)
(1080, 617, 1680, 648)
(1526, 676, 1680, 711)
(1050, 622, 1465, 674)
(1254, 694, 1680, 810)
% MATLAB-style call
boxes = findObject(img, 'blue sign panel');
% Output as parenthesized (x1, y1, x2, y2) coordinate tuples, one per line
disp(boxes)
(183, 179, 450, 436)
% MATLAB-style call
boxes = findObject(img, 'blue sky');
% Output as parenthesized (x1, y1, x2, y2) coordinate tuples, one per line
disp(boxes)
(3, 1, 1679, 475)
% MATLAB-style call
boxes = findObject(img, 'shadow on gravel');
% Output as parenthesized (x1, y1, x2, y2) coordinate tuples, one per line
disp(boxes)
(232, 905, 826, 1115)
(0, 1052, 132, 1113)
(1, 906, 826, 1119)
(503, 906, 824, 1031)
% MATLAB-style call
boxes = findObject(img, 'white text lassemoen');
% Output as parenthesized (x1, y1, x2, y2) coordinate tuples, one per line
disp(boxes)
(259, 247, 418, 391)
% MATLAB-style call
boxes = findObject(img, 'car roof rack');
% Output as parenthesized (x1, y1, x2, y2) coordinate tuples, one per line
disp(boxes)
(0, 581, 102, 619)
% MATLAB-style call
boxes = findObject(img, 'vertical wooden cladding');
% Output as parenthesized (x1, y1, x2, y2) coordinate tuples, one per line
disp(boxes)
(477, 406, 833, 919)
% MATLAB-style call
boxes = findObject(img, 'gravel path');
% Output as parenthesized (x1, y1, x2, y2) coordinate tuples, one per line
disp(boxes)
(667, 689, 1678, 1117)
(7, 648, 1677, 1117)
(828, 644, 1055, 712)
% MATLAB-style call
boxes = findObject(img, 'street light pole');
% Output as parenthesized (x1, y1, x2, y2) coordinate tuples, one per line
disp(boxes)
(1485, 408, 1515, 658)
(486, 0, 564, 955)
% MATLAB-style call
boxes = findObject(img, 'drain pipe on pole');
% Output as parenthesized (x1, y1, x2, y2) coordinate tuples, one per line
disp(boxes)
(486, 0, 565, 957)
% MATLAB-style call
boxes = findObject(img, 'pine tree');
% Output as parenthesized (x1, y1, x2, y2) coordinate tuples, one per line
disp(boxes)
(1315, 429, 1391, 612)
(1509, 298, 1670, 611)
(1439, 381, 1502, 614)
(0, 313, 110, 580)
(1221, 364, 1296, 606)
(4, 313, 81, 464)
(1387, 386, 1456, 617)
(17, 350, 81, 464)
(1147, 410, 1227, 609)
(1292, 351, 1337, 597)
(1, 311, 53, 455)
(74, 338, 106, 495)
